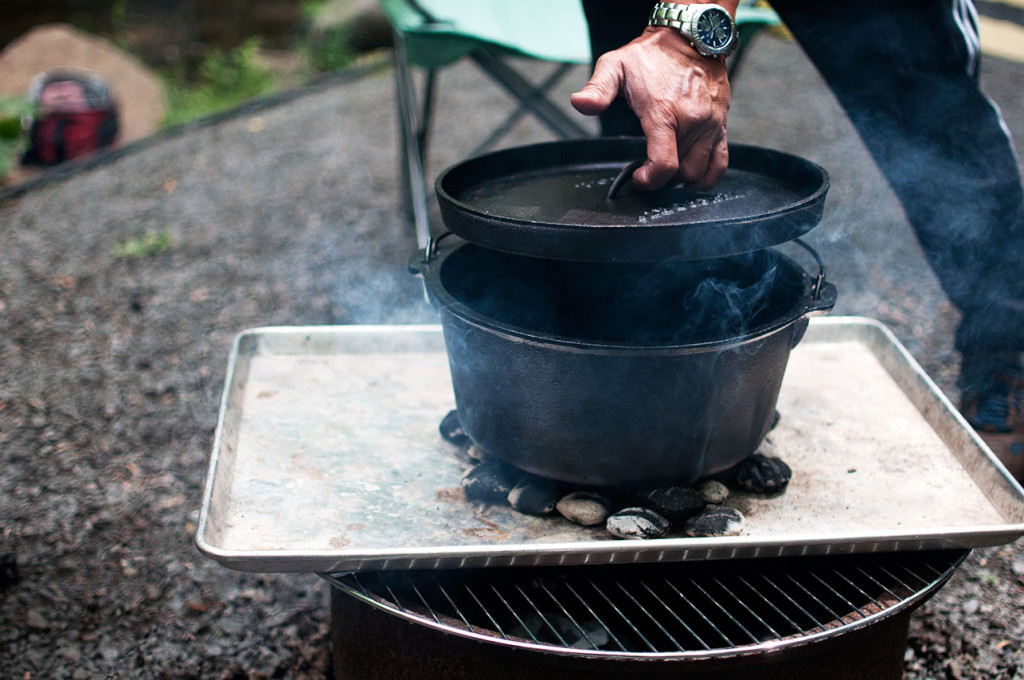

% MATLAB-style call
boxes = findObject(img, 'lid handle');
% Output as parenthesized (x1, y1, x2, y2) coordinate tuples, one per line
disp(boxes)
(605, 159, 645, 201)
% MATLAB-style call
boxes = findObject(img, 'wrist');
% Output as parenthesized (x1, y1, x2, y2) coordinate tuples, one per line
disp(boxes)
(641, 25, 729, 68)
(642, 25, 711, 58)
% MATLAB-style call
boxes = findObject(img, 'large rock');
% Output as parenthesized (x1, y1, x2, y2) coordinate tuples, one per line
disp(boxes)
(0, 23, 165, 145)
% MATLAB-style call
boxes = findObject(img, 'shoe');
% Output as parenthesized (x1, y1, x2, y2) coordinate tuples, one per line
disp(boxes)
(959, 354, 1024, 482)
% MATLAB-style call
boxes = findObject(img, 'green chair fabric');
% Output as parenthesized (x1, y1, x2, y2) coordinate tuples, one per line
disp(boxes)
(379, 0, 592, 68)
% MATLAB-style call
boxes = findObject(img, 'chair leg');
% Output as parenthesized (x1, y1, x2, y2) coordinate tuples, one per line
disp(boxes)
(470, 63, 582, 157)
(393, 31, 433, 250)
(469, 50, 589, 141)
(418, 69, 436, 163)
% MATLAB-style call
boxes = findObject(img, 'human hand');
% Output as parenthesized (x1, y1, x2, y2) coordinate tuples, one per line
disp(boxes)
(570, 26, 731, 192)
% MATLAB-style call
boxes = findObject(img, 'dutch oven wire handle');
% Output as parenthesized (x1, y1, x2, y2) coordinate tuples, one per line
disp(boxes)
(423, 231, 456, 264)
(793, 237, 827, 300)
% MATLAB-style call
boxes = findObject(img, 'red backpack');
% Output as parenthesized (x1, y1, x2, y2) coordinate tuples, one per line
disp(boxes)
(21, 69, 119, 166)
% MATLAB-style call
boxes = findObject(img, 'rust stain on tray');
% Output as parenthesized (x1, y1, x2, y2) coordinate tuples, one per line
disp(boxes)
(463, 517, 510, 542)
(436, 486, 466, 503)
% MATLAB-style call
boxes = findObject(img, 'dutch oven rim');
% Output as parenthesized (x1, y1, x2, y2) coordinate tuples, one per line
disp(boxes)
(413, 238, 838, 355)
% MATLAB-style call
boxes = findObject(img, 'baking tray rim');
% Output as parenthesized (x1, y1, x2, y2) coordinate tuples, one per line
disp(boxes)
(197, 524, 1021, 574)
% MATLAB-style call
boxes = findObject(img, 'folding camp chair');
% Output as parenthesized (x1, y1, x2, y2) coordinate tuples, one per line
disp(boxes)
(381, 0, 780, 248)
(731, 2, 781, 79)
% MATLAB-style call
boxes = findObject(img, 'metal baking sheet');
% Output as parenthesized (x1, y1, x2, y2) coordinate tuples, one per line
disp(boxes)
(195, 318, 1024, 573)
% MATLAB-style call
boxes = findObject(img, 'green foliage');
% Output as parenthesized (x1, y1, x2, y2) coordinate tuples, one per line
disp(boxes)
(110, 0, 127, 33)
(302, 25, 358, 74)
(161, 38, 278, 128)
(975, 569, 1000, 586)
(300, 0, 331, 21)
(113, 229, 173, 258)
(0, 97, 34, 183)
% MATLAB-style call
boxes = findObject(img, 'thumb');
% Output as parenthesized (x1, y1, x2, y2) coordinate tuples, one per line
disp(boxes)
(570, 64, 622, 116)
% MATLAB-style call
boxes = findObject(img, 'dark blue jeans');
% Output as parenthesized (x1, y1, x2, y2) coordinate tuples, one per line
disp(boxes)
(582, 0, 1024, 363)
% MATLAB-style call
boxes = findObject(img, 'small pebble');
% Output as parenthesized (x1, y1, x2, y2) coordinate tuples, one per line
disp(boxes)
(508, 476, 561, 515)
(755, 438, 777, 458)
(606, 507, 671, 540)
(683, 506, 745, 537)
(439, 409, 470, 447)
(697, 479, 729, 505)
(461, 462, 521, 504)
(556, 490, 614, 526)
(641, 486, 705, 521)
(465, 443, 486, 462)
(26, 608, 50, 631)
(735, 454, 792, 494)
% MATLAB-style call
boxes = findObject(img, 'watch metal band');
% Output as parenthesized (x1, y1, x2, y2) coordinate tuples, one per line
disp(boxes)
(649, 2, 697, 31)
(648, 2, 737, 58)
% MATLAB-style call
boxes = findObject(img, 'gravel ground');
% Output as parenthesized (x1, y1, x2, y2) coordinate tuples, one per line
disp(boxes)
(1, 34, 1022, 678)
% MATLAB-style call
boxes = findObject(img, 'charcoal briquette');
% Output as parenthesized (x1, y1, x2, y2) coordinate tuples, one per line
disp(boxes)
(606, 507, 671, 540)
(683, 506, 745, 537)
(461, 461, 521, 504)
(508, 476, 561, 515)
(641, 486, 706, 521)
(736, 453, 792, 494)
(439, 409, 470, 448)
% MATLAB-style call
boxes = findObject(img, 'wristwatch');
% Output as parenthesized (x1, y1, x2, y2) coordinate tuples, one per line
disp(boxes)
(648, 3, 738, 58)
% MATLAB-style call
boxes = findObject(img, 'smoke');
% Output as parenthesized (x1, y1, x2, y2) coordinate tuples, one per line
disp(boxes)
(442, 244, 797, 346)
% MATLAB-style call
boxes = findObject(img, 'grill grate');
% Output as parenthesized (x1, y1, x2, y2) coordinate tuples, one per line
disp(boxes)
(324, 550, 966, 658)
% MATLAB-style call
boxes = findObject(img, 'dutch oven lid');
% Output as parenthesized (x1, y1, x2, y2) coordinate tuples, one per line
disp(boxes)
(435, 137, 830, 262)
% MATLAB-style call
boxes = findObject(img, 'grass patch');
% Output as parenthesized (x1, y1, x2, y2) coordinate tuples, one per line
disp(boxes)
(302, 25, 359, 74)
(161, 38, 278, 128)
(0, 97, 34, 183)
(114, 229, 173, 258)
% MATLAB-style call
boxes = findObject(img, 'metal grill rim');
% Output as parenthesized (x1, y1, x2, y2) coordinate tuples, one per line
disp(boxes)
(322, 550, 966, 660)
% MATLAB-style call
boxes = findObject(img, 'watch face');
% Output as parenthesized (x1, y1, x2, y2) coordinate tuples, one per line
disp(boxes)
(696, 8, 733, 49)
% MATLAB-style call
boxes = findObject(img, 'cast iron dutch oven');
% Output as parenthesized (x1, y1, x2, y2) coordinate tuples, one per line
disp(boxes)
(412, 138, 836, 488)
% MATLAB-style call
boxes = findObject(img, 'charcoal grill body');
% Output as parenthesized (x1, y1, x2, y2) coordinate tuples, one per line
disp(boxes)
(331, 596, 909, 679)
(327, 550, 966, 680)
